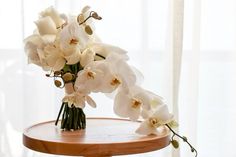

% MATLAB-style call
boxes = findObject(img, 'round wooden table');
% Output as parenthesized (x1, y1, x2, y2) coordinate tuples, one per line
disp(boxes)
(23, 118, 170, 156)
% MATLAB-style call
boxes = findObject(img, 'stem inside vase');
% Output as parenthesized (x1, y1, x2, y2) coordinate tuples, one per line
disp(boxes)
(55, 103, 86, 130)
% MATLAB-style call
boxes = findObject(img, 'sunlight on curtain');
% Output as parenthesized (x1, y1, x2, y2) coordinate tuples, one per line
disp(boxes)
(0, 0, 236, 157)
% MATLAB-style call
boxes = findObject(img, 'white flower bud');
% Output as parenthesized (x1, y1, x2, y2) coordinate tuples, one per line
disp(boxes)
(40, 7, 64, 28)
(82, 6, 91, 13)
(35, 16, 57, 35)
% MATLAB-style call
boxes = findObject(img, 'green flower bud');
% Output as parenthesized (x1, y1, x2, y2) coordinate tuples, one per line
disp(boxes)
(91, 12, 102, 20)
(54, 80, 62, 87)
(171, 140, 179, 149)
(54, 71, 62, 76)
(62, 73, 73, 82)
(183, 136, 188, 142)
(85, 25, 93, 35)
(191, 148, 195, 152)
(77, 14, 84, 24)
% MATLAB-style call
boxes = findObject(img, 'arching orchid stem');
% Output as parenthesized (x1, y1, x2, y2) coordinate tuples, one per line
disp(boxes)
(165, 124, 198, 157)
(95, 53, 106, 59)
(78, 11, 102, 25)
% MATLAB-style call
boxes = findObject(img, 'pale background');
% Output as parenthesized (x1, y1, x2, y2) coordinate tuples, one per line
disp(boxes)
(0, 0, 235, 157)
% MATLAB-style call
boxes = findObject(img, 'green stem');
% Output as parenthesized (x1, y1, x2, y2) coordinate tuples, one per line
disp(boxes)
(59, 104, 86, 130)
(81, 109, 86, 129)
(77, 108, 82, 129)
(61, 104, 68, 129)
(55, 102, 65, 126)
(73, 107, 78, 130)
(165, 124, 198, 157)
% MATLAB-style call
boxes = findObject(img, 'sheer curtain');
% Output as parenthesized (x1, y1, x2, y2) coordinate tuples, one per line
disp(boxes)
(0, 0, 235, 157)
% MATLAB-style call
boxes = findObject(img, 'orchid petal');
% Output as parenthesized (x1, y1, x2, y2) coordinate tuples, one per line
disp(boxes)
(53, 57, 66, 71)
(113, 90, 130, 117)
(152, 105, 174, 124)
(130, 66, 144, 85)
(128, 108, 140, 121)
(65, 49, 81, 65)
(135, 121, 158, 135)
(80, 49, 95, 67)
(41, 35, 56, 44)
(86, 96, 97, 108)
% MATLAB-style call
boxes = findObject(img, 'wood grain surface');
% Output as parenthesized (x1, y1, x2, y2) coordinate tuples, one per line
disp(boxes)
(23, 118, 170, 156)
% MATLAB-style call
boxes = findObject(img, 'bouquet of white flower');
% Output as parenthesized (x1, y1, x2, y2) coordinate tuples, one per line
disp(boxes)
(24, 6, 197, 156)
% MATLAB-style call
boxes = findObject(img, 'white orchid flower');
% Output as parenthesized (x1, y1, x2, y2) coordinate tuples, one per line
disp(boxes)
(75, 66, 104, 94)
(113, 86, 157, 121)
(97, 73, 122, 93)
(77, 43, 138, 96)
(40, 6, 64, 28)
(106, 53, 136, 88)
(62, 92, 96, 108)
(75, 59, 122, 94)
(135, 105, 174, 135)
(75, 50, 136, 94)
(140, 92, 164, 119)
(81, 60, 122, 93)
(60, 21, 91, 52)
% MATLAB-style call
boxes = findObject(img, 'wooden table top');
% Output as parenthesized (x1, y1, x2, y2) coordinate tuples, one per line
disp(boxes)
(23, 118, 170, 156)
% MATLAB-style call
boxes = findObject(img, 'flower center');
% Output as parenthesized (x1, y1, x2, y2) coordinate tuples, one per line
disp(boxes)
(110, 77, 121, 86)
(149, 118, 159, 128)
(69, 38, 79, 45)
(86, 71, 95, 79)
(131, 98, 142, 108)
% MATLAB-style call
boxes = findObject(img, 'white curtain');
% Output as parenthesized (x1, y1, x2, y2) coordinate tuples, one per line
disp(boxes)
(0, 0, 236, 157)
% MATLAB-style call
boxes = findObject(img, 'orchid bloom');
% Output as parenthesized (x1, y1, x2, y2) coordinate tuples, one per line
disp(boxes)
(75, 51, 134, 94)
(136, 105, 174, 135)
(60, 21, 90, 52)
(87, 60, 122, 93)
(75, 66, 104, 94)
(105, 53, 136, 88)
(113, 86, 163, 121)
(77, 44, 135, 95)
(62, 92, 96, 108)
